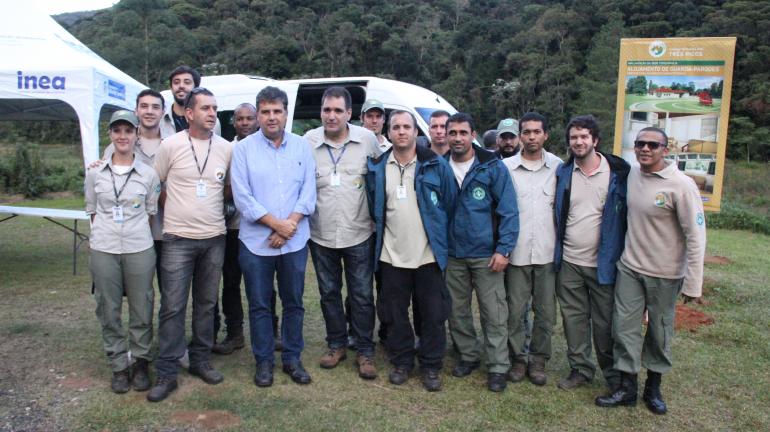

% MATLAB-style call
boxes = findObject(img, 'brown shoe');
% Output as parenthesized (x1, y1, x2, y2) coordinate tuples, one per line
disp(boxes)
(507, 361, 527, 383)
(558, 369, 591, 390)
(528, 357, 547, 386)
(356, 353, 377, 380)
(319, 347, 347, 369)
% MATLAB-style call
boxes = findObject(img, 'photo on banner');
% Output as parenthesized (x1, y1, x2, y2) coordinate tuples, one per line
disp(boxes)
(612, 37, 737, 212)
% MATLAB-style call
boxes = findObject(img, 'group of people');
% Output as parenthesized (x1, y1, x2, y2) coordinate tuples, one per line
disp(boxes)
(85, 65, 706, 415)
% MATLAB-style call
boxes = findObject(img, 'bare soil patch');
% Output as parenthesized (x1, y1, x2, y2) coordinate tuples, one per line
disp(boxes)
(705, 255, 733, 265)
(676, 304, 715, 331)
(169, 410, 241, 430)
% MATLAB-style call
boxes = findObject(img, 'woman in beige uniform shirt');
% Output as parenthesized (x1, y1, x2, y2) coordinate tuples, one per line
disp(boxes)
(84, 111, 161, 394)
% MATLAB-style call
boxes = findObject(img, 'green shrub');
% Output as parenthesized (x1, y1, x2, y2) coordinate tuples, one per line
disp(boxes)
(11, 142, 46, 197)
(1, 142, 85, 197)
(707, 201, 770, 235)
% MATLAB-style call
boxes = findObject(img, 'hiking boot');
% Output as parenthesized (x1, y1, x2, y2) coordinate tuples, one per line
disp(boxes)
(488, 373, 507, 392)
(421, 369, 442, 392)
(319, 347, 347, 369)
(642, 371, 667, 415)
(389, 366, 410, 385)
(528, 357, 547, 386)
(558, 369, 591, 390)
(282, 361, 312, 384)
(452, 360, 480, 378)
(131, 358, 151, 391)
(356, 353, 378, 380)
(596, 372, 638, 408)
(146, 376, 178, 402)
(212, 334, 245, 355)
(188, 362, 224, 385)
(111, 368, 130, 394)
(253, 361, 274, 387)
(507, 361, 527, 383)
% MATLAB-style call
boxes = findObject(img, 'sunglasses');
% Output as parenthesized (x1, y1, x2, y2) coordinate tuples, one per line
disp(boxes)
(634, 140, 666, 150)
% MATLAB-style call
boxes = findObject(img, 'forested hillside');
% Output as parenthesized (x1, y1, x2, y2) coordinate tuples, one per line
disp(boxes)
(61, 0, 770, 159)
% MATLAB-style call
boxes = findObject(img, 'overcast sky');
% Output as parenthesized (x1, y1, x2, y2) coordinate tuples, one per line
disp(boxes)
(31, 0, 117, 15)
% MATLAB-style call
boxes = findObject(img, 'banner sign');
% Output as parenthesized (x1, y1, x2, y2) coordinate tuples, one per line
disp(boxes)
(613, 37, 737, 212)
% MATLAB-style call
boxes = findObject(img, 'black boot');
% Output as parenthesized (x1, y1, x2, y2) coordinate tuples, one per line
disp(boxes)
(595, 372, 638, 407)
(643, 371, 667, 415)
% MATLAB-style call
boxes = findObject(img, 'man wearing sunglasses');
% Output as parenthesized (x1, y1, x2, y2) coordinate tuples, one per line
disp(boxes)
(596, 127, 706, 415)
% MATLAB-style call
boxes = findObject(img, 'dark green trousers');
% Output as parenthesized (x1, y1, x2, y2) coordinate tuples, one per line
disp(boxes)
(91, 247, 156, 371)
(446, 257, 510, 373)
(613, 261, 683, 374)
(557, 261, 619, 387)
(505, 263, 556, 363)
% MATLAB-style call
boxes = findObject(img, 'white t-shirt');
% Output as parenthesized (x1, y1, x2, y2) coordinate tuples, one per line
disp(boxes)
(449, 156, 475, 187)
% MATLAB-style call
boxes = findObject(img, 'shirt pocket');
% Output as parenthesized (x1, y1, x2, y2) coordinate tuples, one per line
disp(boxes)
(124, 180, 149, 216)
(94, 182, 114, 213)
(344, 167, 367, 191)
(315, 166, 332, 188)
(542, 179, 556, 209)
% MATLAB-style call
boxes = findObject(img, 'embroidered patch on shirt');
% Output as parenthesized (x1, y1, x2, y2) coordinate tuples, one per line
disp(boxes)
(430, 190, 438, 205)
(473, 187, 486, 200)
(696, 212, 705, 226)
(654, 192, 668, 208)
(353, 177, 364, 190)
(215, 167, 226, 182)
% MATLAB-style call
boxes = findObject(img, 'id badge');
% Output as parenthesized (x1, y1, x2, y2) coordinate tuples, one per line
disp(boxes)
(396, 185, 407, 200)
(331, 172, 341, 187)
(112, 206, 124, 223)
(196, 179, 207, 198)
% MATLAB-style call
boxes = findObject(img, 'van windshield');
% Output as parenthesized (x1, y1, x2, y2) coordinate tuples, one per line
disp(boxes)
(415, 107, 454, 125)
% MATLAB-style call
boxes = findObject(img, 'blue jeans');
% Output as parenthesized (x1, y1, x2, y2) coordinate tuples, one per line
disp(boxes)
(240, 243, 308, 365)
(309, 236, 375, 355)
(156, 235, 225, 379)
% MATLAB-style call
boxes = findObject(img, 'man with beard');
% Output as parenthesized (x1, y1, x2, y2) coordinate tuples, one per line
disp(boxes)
(553, 115, 629, 392)
(160, 65, 220, 137)
(496, 118, 520, 159)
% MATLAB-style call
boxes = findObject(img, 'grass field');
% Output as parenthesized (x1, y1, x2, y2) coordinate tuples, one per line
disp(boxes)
(624, 94, 722, 113)
(1, 196, 769, 431)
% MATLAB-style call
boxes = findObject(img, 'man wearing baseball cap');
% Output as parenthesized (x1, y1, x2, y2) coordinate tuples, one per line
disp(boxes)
(496, 118, 520, 159)
(361, 99, 391, 152)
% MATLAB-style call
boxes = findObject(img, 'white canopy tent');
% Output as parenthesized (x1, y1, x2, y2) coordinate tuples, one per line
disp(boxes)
(0, 4, 146, 166)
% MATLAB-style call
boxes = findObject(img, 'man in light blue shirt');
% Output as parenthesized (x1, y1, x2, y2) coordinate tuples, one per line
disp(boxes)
(231, 86, 316, 387)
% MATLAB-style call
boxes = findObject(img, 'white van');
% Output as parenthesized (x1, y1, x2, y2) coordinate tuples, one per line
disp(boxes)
(162, 74, 458, 141)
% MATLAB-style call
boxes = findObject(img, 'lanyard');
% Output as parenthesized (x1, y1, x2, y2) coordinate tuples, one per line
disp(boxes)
(325, 144, 348, 173)
(396, 160, 412, 186)
(109, 167, 133, 202)
(188, 131, 212, 179)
